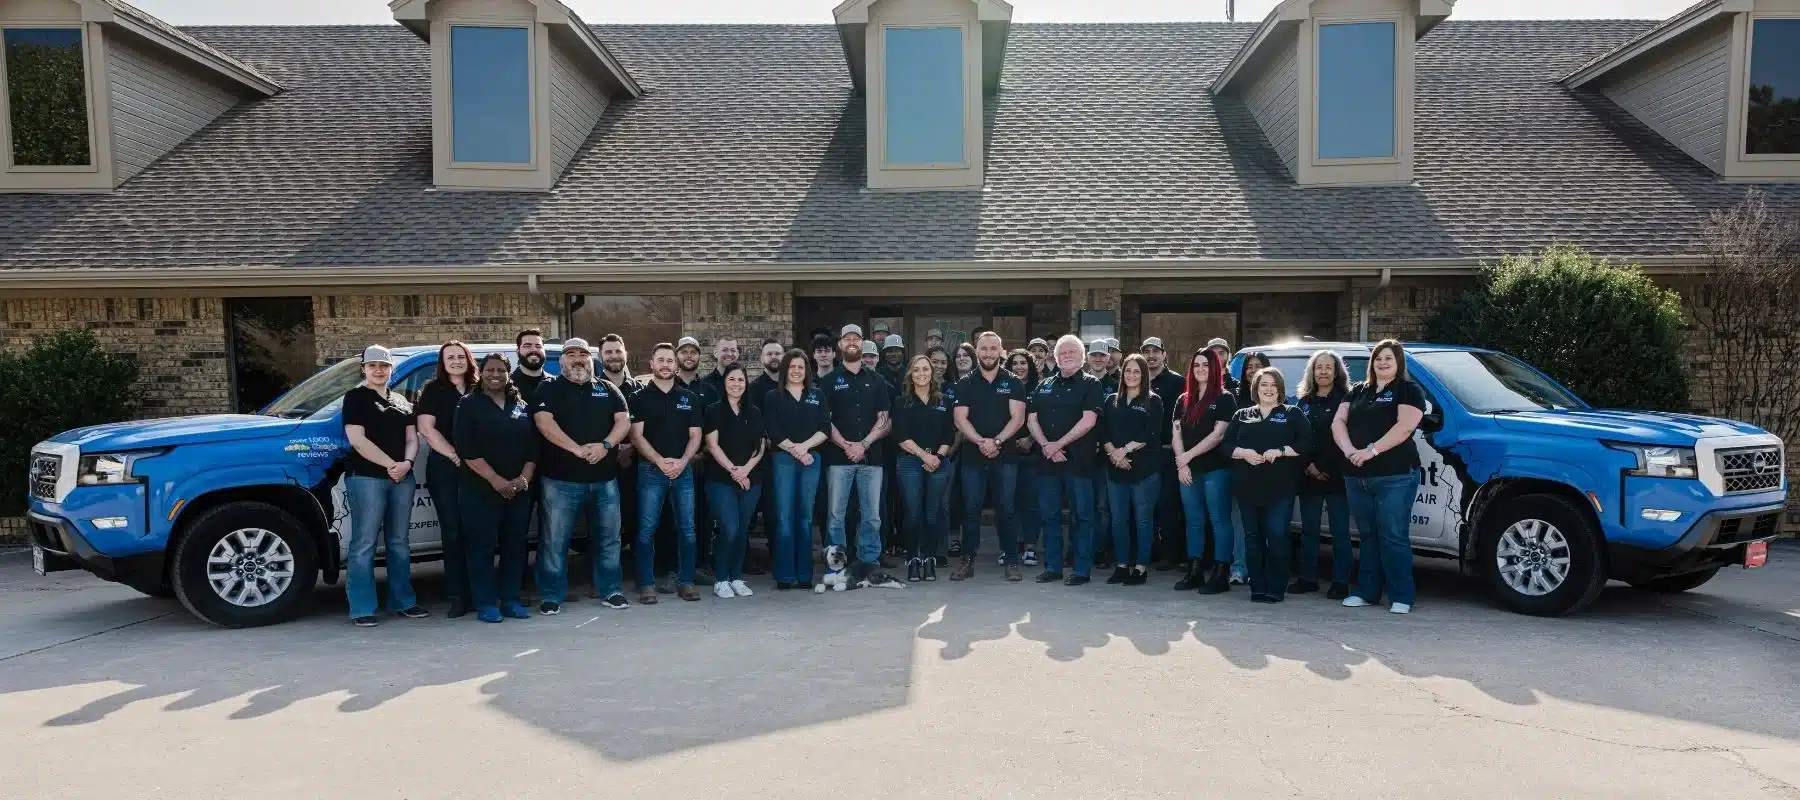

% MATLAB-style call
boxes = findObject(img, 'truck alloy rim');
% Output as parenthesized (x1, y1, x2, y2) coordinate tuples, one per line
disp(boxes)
(206, 528, 295, 607)
(1494, 519, 1571, 597)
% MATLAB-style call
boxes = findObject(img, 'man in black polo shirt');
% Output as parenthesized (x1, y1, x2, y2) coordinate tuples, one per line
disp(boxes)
(511, 328, 549, 405)
(951, 331, 1027, 581)
(823, 324, 892, 579)
(530, 338, 632, 614)
(1029, 334, 1106, 585)
(1142, 336, 1187, 569)
(748, 339, 784, 410)
(630, 342, 705, 603)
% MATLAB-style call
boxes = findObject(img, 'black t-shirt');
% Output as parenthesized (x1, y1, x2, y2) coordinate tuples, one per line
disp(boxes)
(690, 371, 725, 413)
(416, 381, 469, 466)
(454, 391, 539, 482)
(703, 400, 765, 485)
(632, 380, 702, 463)
(1297, 389, 1348, 494)
(953, 370, 1026, 463)
(747, 372, 780, 411)
(341, 385, 413, 479)
(764, 384, 831, 447)
(1174, 391, 1240, 473)
(1342, 379, 1426, 478)
(531, 376, 629, 483)
(892, 391, 954, 456)
(822, 365, 889, 465)
(1103, 390, 1164, 483)
(510, 369, 548, 406)
(1148, 369, 1186, 455)
(1224, 403, 1313, 506)
(1029, 370, 1106, 477)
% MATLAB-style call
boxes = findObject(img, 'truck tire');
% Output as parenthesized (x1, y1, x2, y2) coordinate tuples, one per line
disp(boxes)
(1631, 568, 1720, 594)
(1479, 493, 1607, 617)
(170, 501, 318, 628)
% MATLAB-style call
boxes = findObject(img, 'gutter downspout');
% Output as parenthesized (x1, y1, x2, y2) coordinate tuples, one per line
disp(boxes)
(1358, 267, 1392, 342)
(526, 272, 563, 340)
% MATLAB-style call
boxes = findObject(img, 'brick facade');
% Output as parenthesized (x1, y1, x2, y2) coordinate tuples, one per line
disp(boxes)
(681, 290, 794, 374)
(312, 293, 565, 363)
(0, 297, 231, 417)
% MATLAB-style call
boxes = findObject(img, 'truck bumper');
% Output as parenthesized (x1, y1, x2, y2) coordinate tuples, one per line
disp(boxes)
(1606, 502, 1784, 583)
(26, 511, 165, 587)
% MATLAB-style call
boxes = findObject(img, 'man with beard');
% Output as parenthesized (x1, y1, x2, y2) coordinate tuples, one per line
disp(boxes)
(950, 331, 1027, 581)
(511, 329, 549, 404)
(596, 334, 644, 597)
(1028, 338, 1051, 373)
(531, 338, 632, 614)
(1206, 337, 1240, 396)
(878, 334, 907, 391)
(824, 324, 897, 584)
(629, 343, 705, 603)
(675, 336, 705, 388)
(1141, 337, 1187, 570)
(923, 328, 944, 352)
(1029, 335, 1105, 585)
(748, 339, 783, 410)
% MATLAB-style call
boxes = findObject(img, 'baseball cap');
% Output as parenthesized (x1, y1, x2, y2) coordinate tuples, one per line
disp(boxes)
(1206, 337, 1230, 351)
(872, 322, 890, 334)
(1105, 338, 1121, 352)
(883, 335, 905, 351)
(860, 340, 878, 355)
(840, 324, 864, 339)
(676, 336, 701, 352)
(560, 338, 592, 356)
(1141, 337, 1165, 351)
(1028, 338, 1049, 349)
(1087, 340, 1108, 355)
(361, 345, 393, 364)
(926, 328, 943, 339)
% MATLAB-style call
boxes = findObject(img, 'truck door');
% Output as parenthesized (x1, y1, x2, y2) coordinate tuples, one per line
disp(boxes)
(1404, 377, 1468, 554)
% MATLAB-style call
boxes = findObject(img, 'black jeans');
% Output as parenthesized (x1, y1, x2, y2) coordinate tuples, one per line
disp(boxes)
(426, 453, 469, 609)
(460, 476, 530, 610)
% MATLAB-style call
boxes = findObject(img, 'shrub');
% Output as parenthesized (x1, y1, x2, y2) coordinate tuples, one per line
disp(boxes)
(1424, 245, 1690, 411)
(0, 329, 141, 516)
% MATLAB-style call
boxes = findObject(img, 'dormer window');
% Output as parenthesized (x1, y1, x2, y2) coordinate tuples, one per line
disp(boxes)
(1315, 20, 1398, 161)
(1744, 16, 1799, 156)
(449, 24, 533, 166)
(881, 24, 966, 167)
(3, 27, 93, 169)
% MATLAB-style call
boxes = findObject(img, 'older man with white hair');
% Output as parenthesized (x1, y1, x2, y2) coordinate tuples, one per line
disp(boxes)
(1027, 334, 1106, 585)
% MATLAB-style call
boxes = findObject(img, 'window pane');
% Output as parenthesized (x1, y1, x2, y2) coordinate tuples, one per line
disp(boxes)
(569, 295, 683, 378)
(884, 26, 965, 165)
(4, 28, 90, 167)
(1316, 21, 1396, 160)
(450, 25, 531, 164)
(1747, 18, 1800, 155)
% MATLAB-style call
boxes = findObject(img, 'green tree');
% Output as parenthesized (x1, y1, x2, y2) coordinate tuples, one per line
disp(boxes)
(4, 35, 92, 167)
(1425, 245, 1690, 411)
(0, 329, 140, 516)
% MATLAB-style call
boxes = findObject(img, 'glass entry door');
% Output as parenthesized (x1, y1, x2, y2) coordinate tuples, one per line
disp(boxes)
(911, 314, 985, 350)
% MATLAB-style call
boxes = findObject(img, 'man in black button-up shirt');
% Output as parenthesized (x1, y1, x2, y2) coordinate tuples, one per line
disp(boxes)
(823, 324, 892, 576)
(629, 343, 705, 602)
(1029, 334, 1106, 585)
(951, 331, 1028, 580)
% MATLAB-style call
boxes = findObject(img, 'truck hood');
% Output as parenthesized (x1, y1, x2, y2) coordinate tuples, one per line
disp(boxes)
(47, 415, 303, 452)
(1489, 409, 1768, 446)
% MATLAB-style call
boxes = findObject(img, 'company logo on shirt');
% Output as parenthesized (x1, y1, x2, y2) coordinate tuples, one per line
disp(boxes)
(510, 404, 527, 419)
(590, 386, 610, 399)
(1038, 382, 1054, 395)
(676, 397, 693, 412)
(805, 391, 822, 406)
(834, 376, 849, 391)
(1270, 411, 1288, 423)
(1376, 390, 1395, 404)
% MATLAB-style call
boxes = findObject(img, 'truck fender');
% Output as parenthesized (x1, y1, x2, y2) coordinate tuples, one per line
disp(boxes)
(1458, 458, 1604, 575)
(163, 465, 335, 579)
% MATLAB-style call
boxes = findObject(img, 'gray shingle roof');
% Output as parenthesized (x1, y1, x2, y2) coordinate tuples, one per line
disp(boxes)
(1, 20, 1797, 271)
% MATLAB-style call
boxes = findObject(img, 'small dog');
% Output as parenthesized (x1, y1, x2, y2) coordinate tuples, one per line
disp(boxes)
(813, 545, 907, 592)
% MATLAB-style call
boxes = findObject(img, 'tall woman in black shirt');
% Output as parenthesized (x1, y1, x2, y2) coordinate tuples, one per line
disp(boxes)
(704, 363, 765, 599)
(893, 355, 954, 582)
(454, 353, 538, 623)
(1294, 350, 1352, 598)
(1225, 367, 1311, 603)
(1102, 354, 1163, 585)
(1332, 339, 1426, 614)
(765, 349, 830, 590)
(1006, 348, 1043, 568)
(416, 340, 474, 617)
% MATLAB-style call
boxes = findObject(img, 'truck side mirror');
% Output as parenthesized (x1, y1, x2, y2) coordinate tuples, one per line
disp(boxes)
(1420, 412, 1444, 433)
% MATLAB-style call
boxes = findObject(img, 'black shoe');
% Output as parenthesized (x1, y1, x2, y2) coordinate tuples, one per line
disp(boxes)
(1289, 579, 1320, 595)
(447, 605, 469, 619)
(397, 606, 431, 619)
(1095, 556, 1112, 570)
(1125, 566, 1148, 586)
(1033, 570, 1064, 583)
(934, 555, 949, 568)
(1106, 566, 1129, 584)
(1173, 562, 1203, 591)
(539, 601, 562, 615)
(775, 581, 795, 591)
(601, 594, 630, 610)
(1197, 565, 1230, 595)
(923, 558, 937, 581)
(352, 616, 379, 627)
(906, 558, 922, 583)
(1064, 574, 1090, 586)
(1251, 593, 1277, 604)
(1326, 582, 1350, 601)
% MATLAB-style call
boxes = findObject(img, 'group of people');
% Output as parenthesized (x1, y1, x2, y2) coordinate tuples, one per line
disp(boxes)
(338, 324, 1426, 627)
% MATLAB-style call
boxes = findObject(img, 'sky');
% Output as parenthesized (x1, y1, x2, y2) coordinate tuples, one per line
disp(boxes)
(134, 0, 1698, 26)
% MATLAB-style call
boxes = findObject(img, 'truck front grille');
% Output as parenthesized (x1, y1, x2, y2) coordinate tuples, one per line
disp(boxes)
(1717, 446, 1783, 495)
(28, 453, 60, 501)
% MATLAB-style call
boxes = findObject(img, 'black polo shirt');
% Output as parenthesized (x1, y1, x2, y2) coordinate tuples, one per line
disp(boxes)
(1342, 379, 1426, 478)
(764, 383, 830, 446)
(703, 400, 765, 485)
(822, 365, 888, 465)
(893, 391, 954, 456)
(690, 370, 726, 412)
(632, 379, 702, 461)
(531, 376, 629, 483)
(415, 381, 468, 464)
(1224, 403, 1313, 506)
(1297, 389, 1348, 495)
(510, 369, 548, 406)
(342, 385, 413, 479)
(1029, 369, 1106, 477)
(1149, 368, 1186, 452)
(453, 391, 539, 482)
(953, 369, 1025, 463)
(1174, 390, 1240, 474)
(747, 372, 780, 411)
(1103, 390, 1164, 483)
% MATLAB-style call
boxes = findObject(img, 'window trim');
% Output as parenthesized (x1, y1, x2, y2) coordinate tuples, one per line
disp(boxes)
(0, 22, 100, 175)
(444, 20, 537, 172)
(1310, 12, 1404, 167)
(1738, 12, 1800, 163)
(873, 19, 974, 172)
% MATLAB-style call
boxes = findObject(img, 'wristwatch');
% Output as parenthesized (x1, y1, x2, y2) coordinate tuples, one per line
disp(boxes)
(600, 440, 614, 452)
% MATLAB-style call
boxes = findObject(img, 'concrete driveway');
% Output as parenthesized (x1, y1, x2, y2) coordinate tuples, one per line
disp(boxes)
(2, 542, 1798, 799)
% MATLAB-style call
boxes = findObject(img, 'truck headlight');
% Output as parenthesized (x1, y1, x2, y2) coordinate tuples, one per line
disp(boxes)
(1607, 443, 1698, 479)
(76, 451, 161, 486)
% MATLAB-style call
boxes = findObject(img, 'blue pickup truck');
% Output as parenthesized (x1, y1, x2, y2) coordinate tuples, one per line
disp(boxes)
(25, 343, 562, 627)
(1233, 342, 1787, 615)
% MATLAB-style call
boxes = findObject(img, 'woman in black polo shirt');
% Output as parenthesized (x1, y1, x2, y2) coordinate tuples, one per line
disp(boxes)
(765, 349, 830, 591)
(1225, 367, 1312, 603)
(1173, 348, 1239, 593)
(453, 353, 538, 623)
(705, 363, 765, 599)
(1102, 354, 1163, 585)
(1294, 349, 1352, 598)
(340, 345, 427, 627)
(416, 340, 474, 617)
(1006, 348, 1042, 568)
(1332, 339, 1426, 614)
(893, 355, 954, 582)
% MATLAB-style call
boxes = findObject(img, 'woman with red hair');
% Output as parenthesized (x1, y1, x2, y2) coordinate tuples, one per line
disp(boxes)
(1171, 348, 1240, 593)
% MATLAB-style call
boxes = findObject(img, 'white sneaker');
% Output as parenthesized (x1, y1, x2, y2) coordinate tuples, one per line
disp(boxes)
(730, 580, 753, 597)
(1341, 596, 1372, 608)
(1389, 602, 1412, 614)
(714, 581, 735, 599)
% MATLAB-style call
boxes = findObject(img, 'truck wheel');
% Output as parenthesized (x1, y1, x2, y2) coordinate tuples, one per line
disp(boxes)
(1631, 568, 1720, 594)
(1480, 493, 1607, 617)
(170, 501, 318, 628)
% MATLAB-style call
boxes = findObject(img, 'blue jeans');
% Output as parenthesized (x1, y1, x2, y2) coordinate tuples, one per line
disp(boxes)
(1178, 469, 1236, 563)
(636, 462, 698, 586)
(459, 475, 530, 611)
(1014, 458, 1039, 554)
(539, 477, 622, 602)
(1091, 467, 1111, 559)
(960, 459, 1019, 562)
(425, 454, 468, 610)
(706, 480, 762, 581)
(1107, 475, 1160, 568)
(344, 474, 417, 619)
(827, 464, 884, 566)
(1299, 492, 1352, 584)
(1346, 470, 1418, 605)
(896, 454, 953, 560)
(1240, 496, 1297, 599)
(1037, 470, 1097, 577)
(770, 452, 821, 585)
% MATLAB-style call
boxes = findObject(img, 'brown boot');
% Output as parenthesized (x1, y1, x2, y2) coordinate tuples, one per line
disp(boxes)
(1004, 562, 1023, 582)
(950, 556, 976, 581)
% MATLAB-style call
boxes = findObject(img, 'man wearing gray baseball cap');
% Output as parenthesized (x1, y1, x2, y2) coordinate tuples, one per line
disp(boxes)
(823, 324, 900, 585)
(1205, 337, 1240, 395)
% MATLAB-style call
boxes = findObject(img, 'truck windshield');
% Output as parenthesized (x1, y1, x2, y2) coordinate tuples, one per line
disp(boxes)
(261, 357, 402, 419)
(1414, 350, 1586, 413)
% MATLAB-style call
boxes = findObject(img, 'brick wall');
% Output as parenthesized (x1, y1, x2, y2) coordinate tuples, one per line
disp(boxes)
(313, 293, 565, 364)
(1337, 278, 1473, 342)
(0, 297, 231, 417)
(1241, 292, 1339, 344)
(681, 291, 794, 373)
(1070, 284, 1123, 336)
